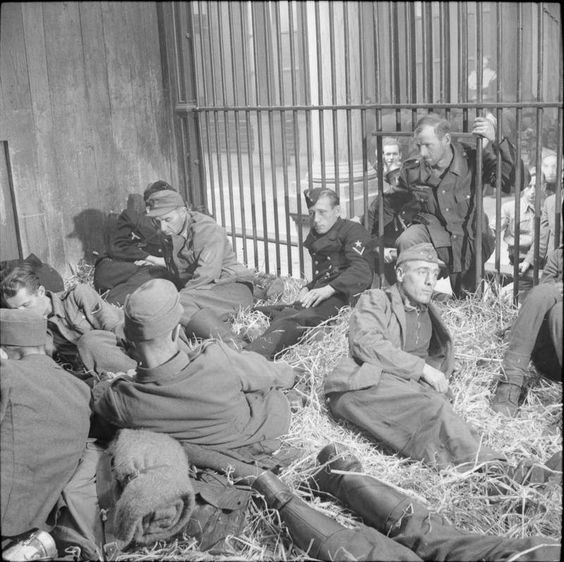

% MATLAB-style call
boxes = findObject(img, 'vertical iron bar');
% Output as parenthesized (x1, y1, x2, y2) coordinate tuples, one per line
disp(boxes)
(344, 4, 354, 211)
(474, 1, 483, 292)
(513, 3, 524, 304)
(494, 2, 503, 285)
(329, 2, 339, 203)
(196, 1, 217, 219)
(554, 38, 563, 252)
(207, 2, 227, 227)
(459, 3, 468, 130)
(273, 3, 293, 276)
(302, 1, 313, 276)
(263, 2, 282, 274)
(532, 3, 544, 285)
(408, 2, 417, 126)
(424, 1, 433, 105)
(228, 3, 248, 265)
(288, 0, 305, 277)
(216, 2, 238, 251)
(376, 114, 385, 287)
(239, 1, 259, 270)
(391, 2, 401, 128)
(314, 2, 326, 191)
(250, 4, 270, 273)
(358, 2, 368, 222)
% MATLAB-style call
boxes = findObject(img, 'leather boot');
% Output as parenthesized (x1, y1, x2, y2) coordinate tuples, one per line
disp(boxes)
(490, 382, 522, 417)
(184, 309, 246, 350)
(252, 471, 420, 561)
(308, 443, 416, 536)
(309, 444, 562, 562)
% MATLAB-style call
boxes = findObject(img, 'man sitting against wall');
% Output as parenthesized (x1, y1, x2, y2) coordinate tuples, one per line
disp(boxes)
(144, 188, 255, 348)
(245, 188, 374, 360)
(93, 180, 177, 306)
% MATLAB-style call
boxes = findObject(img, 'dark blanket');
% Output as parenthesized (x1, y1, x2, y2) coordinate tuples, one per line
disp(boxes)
(109, 429, 196, 549)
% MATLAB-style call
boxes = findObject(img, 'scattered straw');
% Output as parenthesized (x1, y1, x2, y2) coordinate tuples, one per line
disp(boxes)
(64, 262, 561, 560)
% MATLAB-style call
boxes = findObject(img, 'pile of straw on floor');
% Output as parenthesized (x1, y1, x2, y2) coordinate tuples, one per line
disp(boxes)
(64, 265, 561, 560)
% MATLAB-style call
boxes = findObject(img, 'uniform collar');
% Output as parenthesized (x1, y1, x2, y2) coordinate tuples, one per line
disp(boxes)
(135, 350, 190, 384)
(397, 285, 429, 312)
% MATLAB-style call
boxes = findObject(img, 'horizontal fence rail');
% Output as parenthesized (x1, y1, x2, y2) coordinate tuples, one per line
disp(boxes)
(170, 1, 563, 300)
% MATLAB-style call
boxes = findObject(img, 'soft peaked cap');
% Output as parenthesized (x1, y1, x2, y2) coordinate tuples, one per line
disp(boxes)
(124, 279, 183, 341)
(396, 243, 441, 267)
(145, 191, 185, 217)
(0, 309, 47, 346)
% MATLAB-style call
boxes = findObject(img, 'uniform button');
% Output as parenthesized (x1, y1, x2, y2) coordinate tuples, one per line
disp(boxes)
(452, 234, 457, 239)
(315, 270, 319, 274)
(442, 190, 446, 194)
(445, 208, 449, 212)
(327, 257, 331, 260)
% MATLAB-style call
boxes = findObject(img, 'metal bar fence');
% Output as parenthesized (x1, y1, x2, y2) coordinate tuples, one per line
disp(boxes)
(172, 1, 563, 297)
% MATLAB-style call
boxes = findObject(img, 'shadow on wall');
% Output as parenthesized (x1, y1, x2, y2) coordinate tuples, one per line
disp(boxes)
(67, 209, 109, 264)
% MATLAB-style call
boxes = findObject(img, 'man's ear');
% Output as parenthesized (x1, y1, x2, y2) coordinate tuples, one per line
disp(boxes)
(395, 266, 404, 283)
(37, 285, 46, 297)
(444, 132, 451, 146)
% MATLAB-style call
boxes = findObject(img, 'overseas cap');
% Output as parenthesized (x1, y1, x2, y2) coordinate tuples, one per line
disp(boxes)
(303, 188, 340, 208)
(0, 309, 47, 346)
(396, 243, 441, 267)
(145, 190, 185, 217)
(124, 279, 183, 342)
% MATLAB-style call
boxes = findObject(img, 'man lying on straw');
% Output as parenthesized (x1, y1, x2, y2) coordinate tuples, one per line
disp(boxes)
(325, 242, 555, 473)
(90, 278, 560, 560)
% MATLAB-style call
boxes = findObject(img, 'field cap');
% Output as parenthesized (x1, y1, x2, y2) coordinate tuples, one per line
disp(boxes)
(146, 190, 185, 217)
(124, 279, 183, 341)
(303, 188, 339, 208)
(396, 243, 442, 267)
(143, 180, 176, 203)
(0, 309, 47, 346)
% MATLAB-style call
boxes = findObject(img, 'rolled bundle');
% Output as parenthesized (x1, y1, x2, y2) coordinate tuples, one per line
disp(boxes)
(109, 429, 196, 548)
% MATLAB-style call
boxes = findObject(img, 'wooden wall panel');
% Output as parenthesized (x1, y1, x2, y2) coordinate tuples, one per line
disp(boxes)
(0, 2, 178, 275)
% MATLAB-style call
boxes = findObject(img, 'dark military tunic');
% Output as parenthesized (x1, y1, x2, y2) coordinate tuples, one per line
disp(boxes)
(246, 218, 373, 360)
(303, 217, 374, 301)
(395, 139, 520, 273)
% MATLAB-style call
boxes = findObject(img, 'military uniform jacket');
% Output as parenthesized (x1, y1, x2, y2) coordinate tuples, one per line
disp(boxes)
(303, 218, 373, 301)
(1, 356, 91, 536)
(109, 208, 167, 262)
(325, 284, 453, 394)
(396, 139, 519, 273)
(47, 284, 123, 344)
(92, 342, 295, 452)
(164, 211, 254, 290)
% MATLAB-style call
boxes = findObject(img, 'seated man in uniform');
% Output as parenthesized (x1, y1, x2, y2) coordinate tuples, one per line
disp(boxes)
(93, 180, 177, 305)
(0, 263, 135, 378)
(245, 188, 374, 360)
(324, 243, 505, 469)
(90, 279, 560, 562)
(144, 190, 255, 348)
(491, 245, 562, 416)
(0, 309, 92, 558)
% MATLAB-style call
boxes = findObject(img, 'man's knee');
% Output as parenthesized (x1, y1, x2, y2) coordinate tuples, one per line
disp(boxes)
(396, 225, 431, 252)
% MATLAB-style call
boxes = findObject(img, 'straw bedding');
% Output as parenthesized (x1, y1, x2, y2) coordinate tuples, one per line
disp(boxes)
(64, 263, 562, 560)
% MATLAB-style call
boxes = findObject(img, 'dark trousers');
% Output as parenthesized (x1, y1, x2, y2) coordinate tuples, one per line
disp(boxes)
(245, 294, 347, 360)
(504, 283, 562, 384)
(327, 373, 504, 469)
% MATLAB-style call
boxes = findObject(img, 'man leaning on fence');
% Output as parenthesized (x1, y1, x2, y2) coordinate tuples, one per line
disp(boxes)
(393, 112, 526, 297)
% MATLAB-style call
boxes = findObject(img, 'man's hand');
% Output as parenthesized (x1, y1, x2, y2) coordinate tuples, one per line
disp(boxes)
(350, 216, 362, 224)
(299, 285, 336, 308)
(134, 256, 166, 268)
(421, 364, 449, 394)
(519, 260, 531, 275)
(383, 248, 397, 264)
(472, 115, 496, 144)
